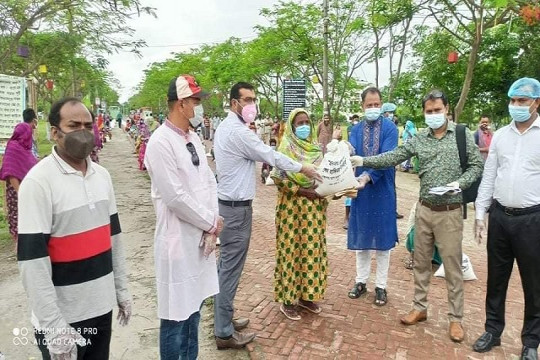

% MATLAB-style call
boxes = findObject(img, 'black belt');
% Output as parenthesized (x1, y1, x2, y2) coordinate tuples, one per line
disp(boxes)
(419, 199, 461, 212)
(493, 200, 540, 216)
(218, 199, 252, 207)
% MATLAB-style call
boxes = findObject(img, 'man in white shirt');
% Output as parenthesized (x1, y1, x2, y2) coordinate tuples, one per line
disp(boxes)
(145, 75, 222, 359)
(213, 82, 321, 349)
(473, 77, 540, 360)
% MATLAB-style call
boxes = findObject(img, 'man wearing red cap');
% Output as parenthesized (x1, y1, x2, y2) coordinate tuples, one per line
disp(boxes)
(145, 75, 222, 359)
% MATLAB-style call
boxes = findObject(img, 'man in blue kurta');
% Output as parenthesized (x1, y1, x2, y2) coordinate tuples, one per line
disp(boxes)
(347, 87, 399, 306)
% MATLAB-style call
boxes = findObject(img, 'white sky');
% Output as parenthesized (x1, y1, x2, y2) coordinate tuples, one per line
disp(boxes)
(107, 0, 395, 103)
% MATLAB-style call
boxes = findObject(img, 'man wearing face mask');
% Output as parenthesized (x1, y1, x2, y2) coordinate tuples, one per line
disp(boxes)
(17, 97, 131, 359)
(381, 102, 397, 125)
(213, 82, 321, 349)
(349, 89, 483, 343)
(473, 78, 540, 360)
(347, 87, 399, 307)
(144, 75, 221, 359)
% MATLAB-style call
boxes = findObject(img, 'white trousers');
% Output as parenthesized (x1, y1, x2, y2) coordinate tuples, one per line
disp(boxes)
(355, 250, 391, 289)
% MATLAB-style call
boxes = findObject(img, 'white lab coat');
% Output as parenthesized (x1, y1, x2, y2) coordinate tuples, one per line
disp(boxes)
(144, 123, 219, 321)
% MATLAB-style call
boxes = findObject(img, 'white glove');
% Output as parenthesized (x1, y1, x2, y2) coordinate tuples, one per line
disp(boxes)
(200, 232, 217, 259)
(356, 174, 370, 190)
(215, 216, 224, 236)
(475, 219, 486, 244)
(48, 328, 86, 360)
(117, 300, 132, 326)
(350, 155, 364, 167)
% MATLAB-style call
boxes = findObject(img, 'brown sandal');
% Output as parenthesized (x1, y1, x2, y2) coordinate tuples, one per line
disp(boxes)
(298, 299, 322, 314)
(280, 304, 301, 320)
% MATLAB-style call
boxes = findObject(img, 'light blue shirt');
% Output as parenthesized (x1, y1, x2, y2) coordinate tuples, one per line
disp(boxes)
(214, 112, 302, 201)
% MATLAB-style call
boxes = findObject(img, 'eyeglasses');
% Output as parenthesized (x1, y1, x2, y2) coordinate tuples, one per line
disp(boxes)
(237, 97, 258, 105)
(423, 90, 445, 102)
(186, 142, 200, 167)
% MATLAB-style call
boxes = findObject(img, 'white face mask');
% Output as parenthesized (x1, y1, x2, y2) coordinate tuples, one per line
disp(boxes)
(365, 108, 381, 121)
(424, 113, 446, 129)
(189, 104, 204, 128)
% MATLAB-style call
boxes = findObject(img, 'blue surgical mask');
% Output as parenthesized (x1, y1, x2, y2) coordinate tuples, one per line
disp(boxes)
(509, 104, 532, 123)
(424, 113, 446, 129)
(270, 145, 276, 150)
(295, 125, 310, 140)
(365, 108, 381, 121)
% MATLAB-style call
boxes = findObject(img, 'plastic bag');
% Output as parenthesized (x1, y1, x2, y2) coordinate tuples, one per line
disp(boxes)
(315, 139, 358, 197)
(434, 253, 477, 281)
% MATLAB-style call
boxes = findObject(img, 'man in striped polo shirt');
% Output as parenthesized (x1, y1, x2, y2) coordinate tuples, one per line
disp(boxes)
(17, 97, 131, 359)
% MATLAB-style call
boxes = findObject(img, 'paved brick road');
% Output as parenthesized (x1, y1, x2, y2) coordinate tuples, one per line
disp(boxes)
(224, 166, 525, 360)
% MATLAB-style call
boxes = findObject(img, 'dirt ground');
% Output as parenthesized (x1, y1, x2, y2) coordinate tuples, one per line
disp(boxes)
(0, 129, 247, 360)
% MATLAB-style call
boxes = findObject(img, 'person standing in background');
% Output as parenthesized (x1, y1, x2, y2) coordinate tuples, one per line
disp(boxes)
(317, 113, 332, 154)
(22, 108, 39, 159)
(474, 115, 494, 161)
(0, 122, 37, 245)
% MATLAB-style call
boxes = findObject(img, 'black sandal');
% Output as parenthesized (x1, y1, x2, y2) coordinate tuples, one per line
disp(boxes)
(348, 282, 367, 299)
(374, 287, 387, 306)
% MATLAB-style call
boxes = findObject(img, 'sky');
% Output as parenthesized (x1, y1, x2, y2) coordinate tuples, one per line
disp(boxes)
(107, 0, 394, 103)
(107, 0, 282, 102)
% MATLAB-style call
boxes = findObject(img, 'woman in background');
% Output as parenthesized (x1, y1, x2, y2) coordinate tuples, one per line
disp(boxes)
(0, 122, 38, 246)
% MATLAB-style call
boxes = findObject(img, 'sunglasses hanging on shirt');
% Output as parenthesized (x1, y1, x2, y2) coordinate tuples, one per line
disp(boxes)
(186, 142, 200, 167)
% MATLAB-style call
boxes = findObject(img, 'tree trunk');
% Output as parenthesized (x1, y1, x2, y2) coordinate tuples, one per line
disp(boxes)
(374, 28, 380, 88)
(388, 17, 412, 101)
(454, 21, 482, 123)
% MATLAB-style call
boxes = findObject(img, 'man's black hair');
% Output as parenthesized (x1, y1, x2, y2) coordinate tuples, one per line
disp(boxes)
(361, 87, 382, 103)
(229, 82, 255, 104)
(422, 89, 448, 110)
(23, 108, 37, 123)
(48, 97, 84, 127)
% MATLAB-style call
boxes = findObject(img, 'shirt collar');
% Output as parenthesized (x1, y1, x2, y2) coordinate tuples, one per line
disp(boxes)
(510, 115, 540, 134)
(51, 146, 94, 176)
(165, 119, 191, 141)
(427, 120, 455, 138)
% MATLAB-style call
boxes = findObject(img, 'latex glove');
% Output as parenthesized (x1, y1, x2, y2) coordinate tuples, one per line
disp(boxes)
(215, 216, 224, 236)
(48, 328, 86, 360)
(117, 300, 132, 326)
(356, 175, 370, 191)
(300, 163, 322, 182)
(350, 155, 364, 167)
(475, 219, 486, 244)
(446, 181, 460, 189)
(446, 181, 460, 195)
(200, 233, 217, 259)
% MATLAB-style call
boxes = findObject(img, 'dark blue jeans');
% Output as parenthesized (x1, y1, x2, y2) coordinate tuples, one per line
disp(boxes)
(160, 311, 200, 360)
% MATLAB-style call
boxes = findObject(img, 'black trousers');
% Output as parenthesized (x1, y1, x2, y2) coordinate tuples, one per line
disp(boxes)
(485, 205, 540, 348)
(35, 311, 113, 360)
